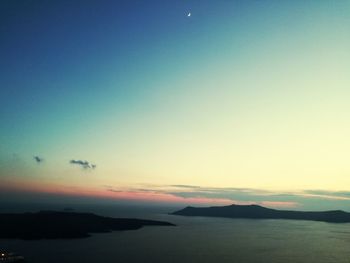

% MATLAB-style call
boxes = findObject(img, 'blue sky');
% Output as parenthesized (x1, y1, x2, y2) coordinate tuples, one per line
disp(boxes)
(1, 1, 350, 210)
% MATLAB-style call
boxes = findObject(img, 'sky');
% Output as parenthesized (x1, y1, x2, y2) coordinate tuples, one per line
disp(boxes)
(1, 0, 350, 211)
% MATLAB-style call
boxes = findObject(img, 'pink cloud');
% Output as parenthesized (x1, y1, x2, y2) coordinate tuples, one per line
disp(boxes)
(105, 190, 233, 205)
(0, 180, 299, 208)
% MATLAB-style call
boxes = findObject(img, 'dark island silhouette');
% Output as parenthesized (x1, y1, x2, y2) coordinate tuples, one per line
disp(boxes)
(172, 204, 350, 223)
(0, 211, 175, 240)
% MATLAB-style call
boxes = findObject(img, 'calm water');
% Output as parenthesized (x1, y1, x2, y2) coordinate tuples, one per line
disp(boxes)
(1, 204, 350, 263)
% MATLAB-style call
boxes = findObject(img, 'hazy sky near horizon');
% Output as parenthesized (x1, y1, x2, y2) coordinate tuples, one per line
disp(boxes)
(1, 1, 350, 209)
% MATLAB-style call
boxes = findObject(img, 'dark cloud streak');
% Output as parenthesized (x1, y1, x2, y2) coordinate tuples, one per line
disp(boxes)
(33, 156, 43, 164)
(70, 159, 96, 170)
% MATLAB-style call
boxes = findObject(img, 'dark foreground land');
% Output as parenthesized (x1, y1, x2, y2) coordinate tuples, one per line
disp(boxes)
(172, 204, 350, 223)
(0, 211, 175, 240)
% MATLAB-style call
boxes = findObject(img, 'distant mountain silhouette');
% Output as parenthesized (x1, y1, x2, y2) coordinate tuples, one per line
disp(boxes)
(172, 204, 350, 223)
(0, 211, 175, 240)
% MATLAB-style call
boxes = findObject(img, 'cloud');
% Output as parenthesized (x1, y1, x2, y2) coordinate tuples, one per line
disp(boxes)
(106, 184, 350, 210)
(170, 185, 202, 189)
(165, 186, 350, 209)
(69, 159, 96, 170)
(299, 190, 350, 201)
(100, 183, 350, 211)
(33, 156, 43, 164)
(104, 184, 299, 208)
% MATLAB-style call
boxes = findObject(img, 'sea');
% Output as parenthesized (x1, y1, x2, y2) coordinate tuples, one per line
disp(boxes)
(1, 203, 350, 263)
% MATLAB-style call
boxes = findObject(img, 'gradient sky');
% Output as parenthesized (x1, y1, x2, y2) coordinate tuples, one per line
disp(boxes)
(1, 1, 350, 210)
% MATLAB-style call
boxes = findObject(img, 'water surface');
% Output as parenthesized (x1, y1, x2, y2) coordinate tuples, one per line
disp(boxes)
(1, 205, 350, 263)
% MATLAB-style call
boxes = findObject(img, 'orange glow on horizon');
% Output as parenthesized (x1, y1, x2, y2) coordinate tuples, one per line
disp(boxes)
(0, 180, 232, 205)
(0, 179, 298, 208)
